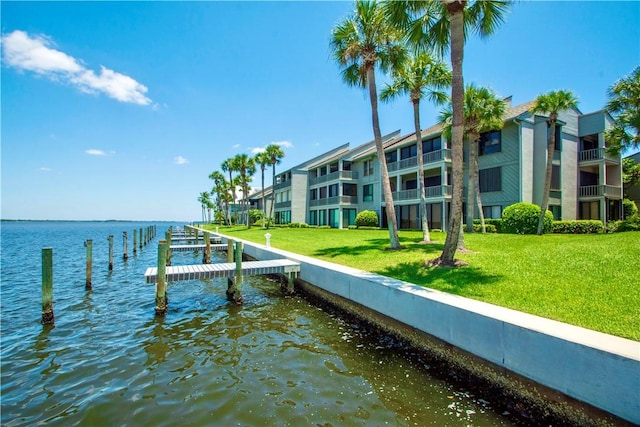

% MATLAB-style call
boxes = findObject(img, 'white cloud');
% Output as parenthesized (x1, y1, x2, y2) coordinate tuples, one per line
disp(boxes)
(39, 167, 52, 172)
(250, 147, 265, 154)
(232, 144, 240, 149)
(174, 156, 189, 165)
(86, 149, 107, 156)
(1, 30, 152, 106)
(274, 140, 293, 148)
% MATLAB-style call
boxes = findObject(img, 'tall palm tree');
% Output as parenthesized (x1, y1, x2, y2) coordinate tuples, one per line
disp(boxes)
(255, 151, 272, 228)
(209, 170, 228, 224)
(380, 51, 451, 242)
(233, 153, 256, 228)
(441, 84, 506, 233)
(530, 90, 578, 235)
(605, 66, 640, 155)
(221, 158, 237, 225)
(331, 0, 407, 249)
(197, 191, 210, 224)
(386, 0, 510, 264)
(265, 143, 285, 229)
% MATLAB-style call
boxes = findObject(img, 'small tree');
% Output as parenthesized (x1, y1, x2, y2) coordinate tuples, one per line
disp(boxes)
(355, 210, 380, 228)
(502, 202, 553, 235)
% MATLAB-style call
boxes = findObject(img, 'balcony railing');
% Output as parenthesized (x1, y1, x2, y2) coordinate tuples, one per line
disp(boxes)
(387, 149, 451, 173)
(386, 185, 452, 201)
(308, 170, 358, 186)
(309, 195, 358, 207)
(274, 201, 291, 209)
(274, 180, 291, 191)
(579, 185, 622, 199)
(579, 148, 620, 163)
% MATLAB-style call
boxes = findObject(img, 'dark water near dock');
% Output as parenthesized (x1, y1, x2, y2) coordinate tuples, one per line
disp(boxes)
(1, 221, 516, 426)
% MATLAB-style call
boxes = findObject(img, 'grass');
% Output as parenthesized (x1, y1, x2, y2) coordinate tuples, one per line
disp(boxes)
(203, 225, 640, 341)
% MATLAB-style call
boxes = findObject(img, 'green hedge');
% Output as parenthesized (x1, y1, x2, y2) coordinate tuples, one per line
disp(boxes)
(552, 220, 604, 234)
(472, 218, 502, 233)
(472, 224, 497, 233)
(610, 214, 640, 232)
(355, 210, 379, 228)
(623, 199, 638, 218)
(501, 202, 553, 234)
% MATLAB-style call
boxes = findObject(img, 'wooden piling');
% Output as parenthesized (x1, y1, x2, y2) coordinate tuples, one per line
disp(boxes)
(165, 230, 172, 266)
(226, 238, 234, 263)
(155, 240, 168, 316)
(203, 231, 211, 264)
(139, 228, 143, 249)
(108, 235, 114, 271)
(226, 241, 243, 303)
(133, 230, 137, 255)
(85, 239, 92, 290)
(123, 231, 129, 261)
(41, 248, 54, 324)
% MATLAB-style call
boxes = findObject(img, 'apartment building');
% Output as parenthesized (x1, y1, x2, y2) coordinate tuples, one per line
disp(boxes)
(261, 98, 622, 229)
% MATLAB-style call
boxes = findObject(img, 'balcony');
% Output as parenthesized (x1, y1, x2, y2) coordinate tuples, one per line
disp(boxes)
(579, 185, 622, 199)
(274, 201, 291, 209)
(387, 185, 452, 201)
(309, 196, 358, 207)
(308, 170, 358, 186)
(274, 180, 291, 191)
(387, 149, 451, 173)
(579, 148, 620, 164)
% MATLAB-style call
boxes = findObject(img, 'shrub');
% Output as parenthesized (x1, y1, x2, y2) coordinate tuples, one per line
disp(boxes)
(287, 222, 309, 228)
(623, 199, 638, 218)
(552, 220, 604, 234)
(501, 202, 553, 234)
(615, 214, 640, 232)
(318, 225, 331, 229)
(472, 218, 502, 233)
(473, 224, 497, 233)
(249, 209, 263, 224)
(355, 210, 379, 228)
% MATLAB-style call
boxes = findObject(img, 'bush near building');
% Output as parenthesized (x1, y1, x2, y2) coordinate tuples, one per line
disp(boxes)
(355, 210, 379, 228)
(501, 202, 553, 234)
(552, 220, 604, 234)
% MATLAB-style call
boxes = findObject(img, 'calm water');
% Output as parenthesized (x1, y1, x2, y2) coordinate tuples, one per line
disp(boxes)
(0, 221, 516, 426)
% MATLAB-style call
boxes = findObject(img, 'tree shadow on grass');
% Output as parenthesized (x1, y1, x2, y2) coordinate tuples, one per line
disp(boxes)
(376, 260, 503, 297)
(313, 238, 445, 258)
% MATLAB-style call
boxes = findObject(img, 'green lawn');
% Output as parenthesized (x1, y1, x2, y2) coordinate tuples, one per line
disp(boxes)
(203, 225, 640, 341)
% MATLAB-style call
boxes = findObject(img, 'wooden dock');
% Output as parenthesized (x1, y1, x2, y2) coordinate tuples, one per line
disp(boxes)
(145, 259, 300, 284)
(170, 236, 221, 243)
(170, 244, 227, 252)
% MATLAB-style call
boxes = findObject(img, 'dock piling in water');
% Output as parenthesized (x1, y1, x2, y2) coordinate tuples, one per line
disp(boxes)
(165, 230, 172, 266)
(133, 231, 137, 255)
(85, 239, 92, 290)
(203, 231, 211, 264)
(123, 231, 129, 261)
(226, 241, 243, 304)
(155, 240, 168, 316)
(41, 248, 54, 325)
(108, 235, 114, 271)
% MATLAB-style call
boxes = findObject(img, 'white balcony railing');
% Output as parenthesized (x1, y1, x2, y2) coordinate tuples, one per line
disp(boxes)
(579, 185, 622, 198)
(579, 148, 621, 163)
(309, 170, 358, 186)
(385, 185, 452, 201)
(309, 195, 358, 207)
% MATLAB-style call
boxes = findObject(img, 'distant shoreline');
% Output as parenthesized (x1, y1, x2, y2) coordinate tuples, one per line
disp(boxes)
(1, 219, 187, 223)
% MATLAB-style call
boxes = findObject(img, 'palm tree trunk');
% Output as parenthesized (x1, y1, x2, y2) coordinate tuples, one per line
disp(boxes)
(268, 163, 276, 229)
(440, 1, 465, 264)
(414, 99, 431, 243)
(537, 121, 556, 235)
(368, 66, 400, 249)
(261, 166, 266, 228)
(475, 179, 486, 233)
(466, 132, 480, 232)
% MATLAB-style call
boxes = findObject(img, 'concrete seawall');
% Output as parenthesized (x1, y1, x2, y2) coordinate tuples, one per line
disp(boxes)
(216, 232, 640, 424)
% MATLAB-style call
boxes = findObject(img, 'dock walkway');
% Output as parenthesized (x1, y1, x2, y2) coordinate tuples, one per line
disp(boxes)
(170, 244, 227, 252)
(145, 259, 300, 283)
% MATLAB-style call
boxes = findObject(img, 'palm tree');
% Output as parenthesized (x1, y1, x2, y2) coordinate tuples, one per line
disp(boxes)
(221, 158, 237, 225)
(255, 151, 272, 228)
(441, 84, 505, 233)
(385, 0, 510, 264)
(233, 153, 256, 228)
(331, 0, 407, 249)
(209, 170, 228, 224)
(197, 191, 210, 224)
(605, 66, 640, 155)
(265, 143, 285, 229)
(529, 90, 578, 235)
(380, 51, 451, 242)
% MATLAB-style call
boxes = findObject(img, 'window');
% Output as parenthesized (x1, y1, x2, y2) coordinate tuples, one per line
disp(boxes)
(329, 209, 340, 228)
(310, 188, 317, 200)
(309, 210, 317, 225)
(342, 161, 352, 171)
(479, 167, 501, 192)
(343, 183, 357, 197)
(319, 187, 327, 199)
(424, 175, 442, 188)
(422, 136, 442, 153)
(405, 179, 417, 190)
(551, 165, 561, 190)
(386, 151, 397, 164)
(400, 144, 417, 160)
(363, 160, 374, 176)
(482, 205, 502, 219)
(329, 162, 339, 173)
(343, 209, 357, 227)
(363, 184, 374, 202)
(329, 184, 339, 197)
(549, 205, 562, 220)
(548, 124, 562, 151)
(479, 130, 501, 155)
(319, 166, 327, 176)
(318, 209, 327, 226)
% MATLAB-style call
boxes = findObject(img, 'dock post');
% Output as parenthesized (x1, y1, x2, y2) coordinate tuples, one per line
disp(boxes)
(123, 231, 129, 261)
(227, 241, 243, 303)
(203, 231, 211, 264)
(108, 235, 114, 271)
(165, 230, 172, 266)
(285, 271, 296, 295)
(139, 228, 143, 249)
(41, 248, 54, 324)
(133, 230, 137, 255)
(226, 238, 234, 263)
(85, 239, 92, 290)
(155, 240, 168, 316)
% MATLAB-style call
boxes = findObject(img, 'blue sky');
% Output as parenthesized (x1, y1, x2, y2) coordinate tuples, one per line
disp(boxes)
(2, 1, 639, 221)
